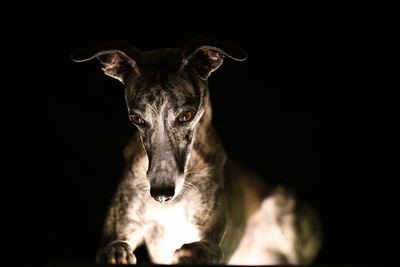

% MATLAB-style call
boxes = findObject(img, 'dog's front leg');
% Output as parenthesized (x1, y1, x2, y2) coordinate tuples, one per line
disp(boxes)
(172, 187, 226, 264)
(96, 207, 143, 264)
(97, 239, 138, 265)
(96, 179, 145, 264)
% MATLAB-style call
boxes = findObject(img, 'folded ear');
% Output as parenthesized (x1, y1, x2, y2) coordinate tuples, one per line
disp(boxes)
(71, 40, 140, 83)
(182, 36, 248, 80)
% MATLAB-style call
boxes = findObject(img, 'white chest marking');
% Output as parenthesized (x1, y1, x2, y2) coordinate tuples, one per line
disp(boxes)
(144, 200, 201, 264)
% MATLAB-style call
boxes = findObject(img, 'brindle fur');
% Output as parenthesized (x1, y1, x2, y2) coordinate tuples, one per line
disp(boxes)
(71, 37, 321, 265)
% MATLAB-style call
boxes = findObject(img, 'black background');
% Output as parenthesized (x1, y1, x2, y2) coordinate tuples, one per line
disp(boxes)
(4, 2, 399, 266)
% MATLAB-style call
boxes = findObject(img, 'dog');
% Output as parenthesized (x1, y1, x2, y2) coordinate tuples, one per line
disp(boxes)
(71, 36, 321, 265)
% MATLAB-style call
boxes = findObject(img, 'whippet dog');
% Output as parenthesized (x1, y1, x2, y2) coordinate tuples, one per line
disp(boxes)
(71, 37, 321, 265)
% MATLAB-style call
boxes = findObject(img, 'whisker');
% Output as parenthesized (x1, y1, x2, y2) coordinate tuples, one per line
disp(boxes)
(180, 185, 190, 197)
(182, 180, 199, 192)
(184, 169, 203, 175)
(184, 167, 212, 178)
(187, 184, 199, 191)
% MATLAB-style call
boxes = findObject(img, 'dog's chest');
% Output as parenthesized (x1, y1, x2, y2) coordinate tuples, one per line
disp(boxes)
(142, 200, 201, 263)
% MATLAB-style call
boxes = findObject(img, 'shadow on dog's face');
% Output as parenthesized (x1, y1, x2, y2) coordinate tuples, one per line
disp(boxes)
(71, 37, 246, 203)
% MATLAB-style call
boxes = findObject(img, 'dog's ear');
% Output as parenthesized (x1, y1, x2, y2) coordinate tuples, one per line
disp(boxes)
(182, 36, 247, 80)
(71, 40, 140, 84)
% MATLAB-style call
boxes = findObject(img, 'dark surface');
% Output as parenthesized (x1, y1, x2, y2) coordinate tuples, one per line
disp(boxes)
(45, 264, 389, 267)
(3, 2, 398, 266)
(45, 264, 390, 267)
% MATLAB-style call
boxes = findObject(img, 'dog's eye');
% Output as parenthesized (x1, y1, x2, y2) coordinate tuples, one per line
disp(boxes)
(129, 114, 145, 125)
(178, 111, 195, 123)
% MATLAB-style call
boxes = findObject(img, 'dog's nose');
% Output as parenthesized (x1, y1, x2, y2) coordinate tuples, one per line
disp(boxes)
(150, 187, 175, 203)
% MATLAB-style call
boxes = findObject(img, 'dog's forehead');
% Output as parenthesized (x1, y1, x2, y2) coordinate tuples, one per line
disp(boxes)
(125, 48, 204, 113)
(128, 76, 200, 114)
(133, 85, 199, 111)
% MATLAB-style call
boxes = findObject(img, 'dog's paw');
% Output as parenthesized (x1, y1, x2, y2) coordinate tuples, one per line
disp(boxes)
(96, 241, 136, 264)
(172, 241, 222, 264)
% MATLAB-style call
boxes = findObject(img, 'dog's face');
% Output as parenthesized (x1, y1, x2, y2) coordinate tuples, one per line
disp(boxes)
(124, 50, 209, 203)
(72, 38, 246, 203)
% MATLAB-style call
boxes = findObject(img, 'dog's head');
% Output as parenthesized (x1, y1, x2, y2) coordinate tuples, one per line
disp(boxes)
(71, 36, 246, 203)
